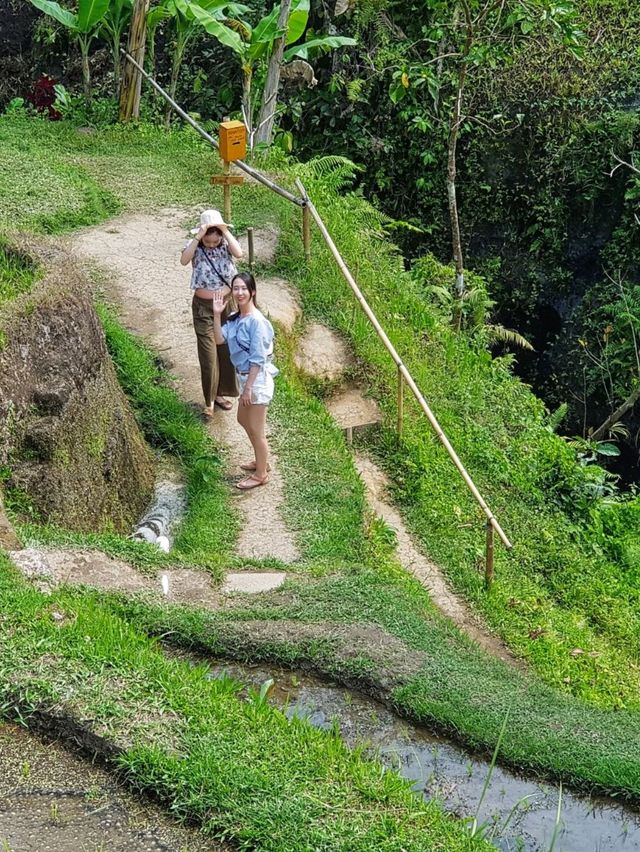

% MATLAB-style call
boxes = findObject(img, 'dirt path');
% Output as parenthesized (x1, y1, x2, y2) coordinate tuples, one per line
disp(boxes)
(69, 208, 299, 565)
(295, 322, 522, 668)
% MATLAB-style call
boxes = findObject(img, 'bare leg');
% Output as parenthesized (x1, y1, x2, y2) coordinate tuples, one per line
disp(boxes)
(237, 403, 269, 479)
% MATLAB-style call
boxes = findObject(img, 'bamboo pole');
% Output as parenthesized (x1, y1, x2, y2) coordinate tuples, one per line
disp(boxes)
(295, 177, 512, 552)
(485, 520, 495, 589)
(121, 52, 305, 208)
(302, 203, 311, 262)
(247, 227, 255, 271)
(397, 365, 404, 438)
(222, 160, 231, 223)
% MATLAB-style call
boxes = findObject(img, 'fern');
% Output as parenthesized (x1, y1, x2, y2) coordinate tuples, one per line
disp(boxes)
(545, 403, 569, 434)
(296, 155, 363, 192)
(486, 324, 534, 351)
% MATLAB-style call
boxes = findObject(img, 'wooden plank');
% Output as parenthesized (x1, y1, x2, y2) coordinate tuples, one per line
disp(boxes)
(210, 175, 244, 185)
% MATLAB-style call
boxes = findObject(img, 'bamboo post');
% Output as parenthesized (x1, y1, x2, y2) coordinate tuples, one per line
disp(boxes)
(397, 365, 404, 438)
(222, 160, 231, 223)
(485, 520, 495, 589)
(294, 177, 512, 555)
(302, 203, 311, 262)
(247, 227, 255, 271)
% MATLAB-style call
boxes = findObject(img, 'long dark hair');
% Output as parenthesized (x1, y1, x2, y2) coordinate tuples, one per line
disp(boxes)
(228, 272, 258, 320)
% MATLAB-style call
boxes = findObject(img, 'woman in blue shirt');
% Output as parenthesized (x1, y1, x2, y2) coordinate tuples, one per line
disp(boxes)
(212, 273, 277, 490)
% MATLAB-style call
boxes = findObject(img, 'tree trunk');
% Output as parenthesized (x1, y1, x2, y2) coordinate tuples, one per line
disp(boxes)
(591, 386, 640, 441)
(79, 37, 92, 106)
(119, 0, 150, 122)
(255, 0, 292, 146)
(242, 68, 253, 147)
(447, 68, 466, 329)
(446, 1, 473, 331)
(112, 33, 121, 96)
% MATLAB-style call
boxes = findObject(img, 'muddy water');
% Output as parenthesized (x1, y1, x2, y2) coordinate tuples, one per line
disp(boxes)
(209, 662, 640, 852)
(0, 722, 225, 851)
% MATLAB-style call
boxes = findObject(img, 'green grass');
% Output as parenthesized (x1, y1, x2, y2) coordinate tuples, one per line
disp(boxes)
(269, 342, 369, 567)
(0, 118, 119, 233)
(0, 242, 37, 306)
(99, 565, 640, 802)
(0, 554, 489, 852)
(3, 112, 640, 809)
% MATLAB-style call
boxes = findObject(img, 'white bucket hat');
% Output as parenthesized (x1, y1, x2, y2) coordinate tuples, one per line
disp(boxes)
(190, 209, 231, 234)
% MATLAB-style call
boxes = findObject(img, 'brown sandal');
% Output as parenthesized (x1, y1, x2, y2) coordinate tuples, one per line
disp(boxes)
(236, 473, 270, 490)
(214, 397, 233, 411)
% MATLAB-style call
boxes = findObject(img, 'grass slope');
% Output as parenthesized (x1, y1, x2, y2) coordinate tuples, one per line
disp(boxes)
(0, 555, 487, 851)
(274, 163, 640, 710)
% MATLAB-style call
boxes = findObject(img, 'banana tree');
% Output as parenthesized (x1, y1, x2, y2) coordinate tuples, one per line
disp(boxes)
(146, 3, 172, 82)
(100, 0, 133, 94)
(28, 0, 111, 105)
(160, 0, 246, 126)
(256, 4, 356, 145)
(186, 0, 355, 148)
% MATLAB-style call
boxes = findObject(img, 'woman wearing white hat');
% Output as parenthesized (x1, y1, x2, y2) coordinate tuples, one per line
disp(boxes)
(180, 209, 243, 416)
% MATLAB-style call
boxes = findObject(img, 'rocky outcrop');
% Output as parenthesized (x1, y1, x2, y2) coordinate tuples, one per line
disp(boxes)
(0, 239, 154, 533)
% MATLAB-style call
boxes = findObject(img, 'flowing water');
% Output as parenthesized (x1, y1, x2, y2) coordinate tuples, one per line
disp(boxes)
(207, 660, 640, 852)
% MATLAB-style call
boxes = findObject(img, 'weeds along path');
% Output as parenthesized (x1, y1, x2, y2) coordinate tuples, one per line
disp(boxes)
(69, 208, 299, 565)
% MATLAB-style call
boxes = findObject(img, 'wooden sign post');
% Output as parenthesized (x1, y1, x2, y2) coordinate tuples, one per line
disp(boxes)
(211, 120, 247, 223)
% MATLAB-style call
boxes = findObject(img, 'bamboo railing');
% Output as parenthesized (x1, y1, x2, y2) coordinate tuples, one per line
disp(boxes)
(295, 179, 512, 568)
(123, 53, 513, 585)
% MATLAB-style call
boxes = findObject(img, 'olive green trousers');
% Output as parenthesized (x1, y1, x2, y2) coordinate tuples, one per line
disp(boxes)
(192, 295, 238, 406)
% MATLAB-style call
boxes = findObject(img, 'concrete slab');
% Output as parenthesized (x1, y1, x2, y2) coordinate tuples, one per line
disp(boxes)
(222, 572, 286, 594)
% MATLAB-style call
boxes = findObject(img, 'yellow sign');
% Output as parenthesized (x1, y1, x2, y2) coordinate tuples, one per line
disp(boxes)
(219, 120, 246, 161)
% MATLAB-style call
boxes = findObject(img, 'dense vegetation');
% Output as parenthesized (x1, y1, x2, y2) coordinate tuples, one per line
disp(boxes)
(9, 0, 639, 462)
(284, 0, 640, 463)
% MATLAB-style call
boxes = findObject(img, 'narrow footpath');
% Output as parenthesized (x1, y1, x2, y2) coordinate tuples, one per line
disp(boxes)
(70, 208, 299, 565)
(61, 206, 518, 665)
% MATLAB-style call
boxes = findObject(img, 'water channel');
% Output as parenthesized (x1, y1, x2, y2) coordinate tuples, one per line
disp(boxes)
(206, 660, 640, 852)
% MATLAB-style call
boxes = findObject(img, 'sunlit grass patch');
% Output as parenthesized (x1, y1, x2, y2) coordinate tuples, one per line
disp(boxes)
(0, 556, 490, 851)
(0, 241, 37, 305)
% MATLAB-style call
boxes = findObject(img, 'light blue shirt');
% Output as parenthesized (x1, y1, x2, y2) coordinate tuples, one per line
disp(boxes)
(222, 310, 274, 373)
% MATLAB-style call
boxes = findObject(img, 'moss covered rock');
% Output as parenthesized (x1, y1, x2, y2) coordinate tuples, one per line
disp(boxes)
(0, 238, 154, 533)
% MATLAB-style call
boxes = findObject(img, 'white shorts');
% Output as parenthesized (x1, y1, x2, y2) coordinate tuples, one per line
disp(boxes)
(238, 367, 275, 405)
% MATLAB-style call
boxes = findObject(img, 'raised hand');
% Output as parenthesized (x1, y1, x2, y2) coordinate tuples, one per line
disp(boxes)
(212, 290, 226, 315)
